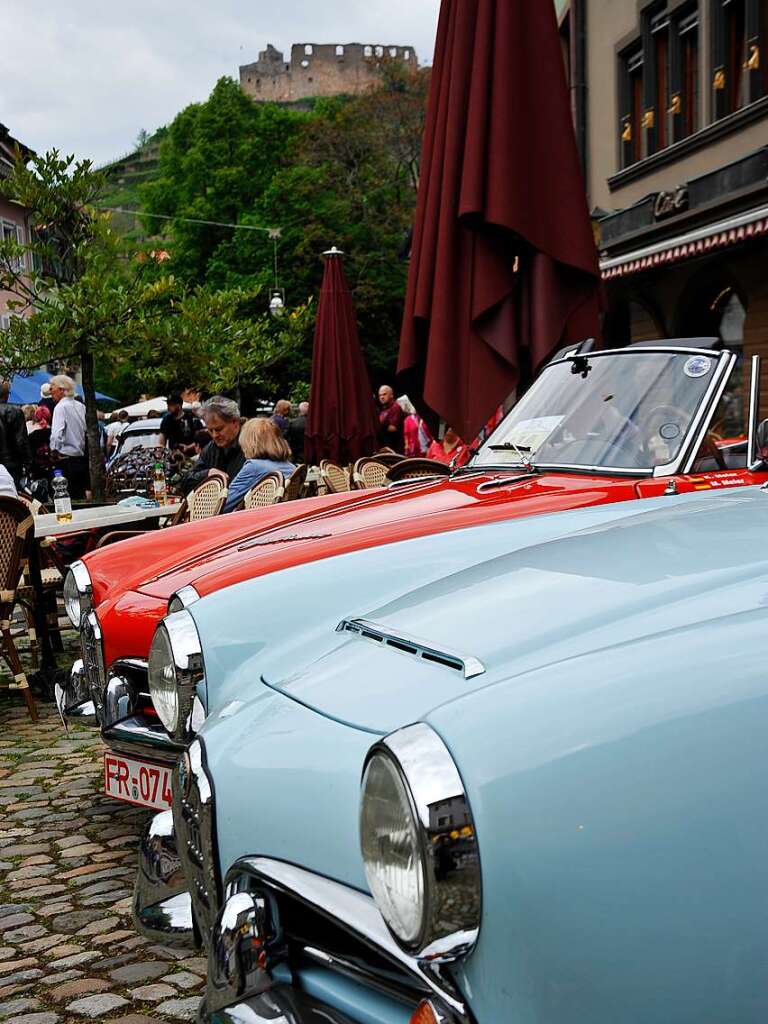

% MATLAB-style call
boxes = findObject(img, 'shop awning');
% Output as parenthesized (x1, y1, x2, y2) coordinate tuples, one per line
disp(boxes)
(600, 202, 768, 280)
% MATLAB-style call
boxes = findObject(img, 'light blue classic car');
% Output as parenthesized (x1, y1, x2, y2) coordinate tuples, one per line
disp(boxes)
(135, 484, 768, 1023)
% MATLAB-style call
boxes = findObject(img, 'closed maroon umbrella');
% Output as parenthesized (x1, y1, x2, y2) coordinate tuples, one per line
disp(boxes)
(399, 0, 602, 442)
(305, 248, 379, 465)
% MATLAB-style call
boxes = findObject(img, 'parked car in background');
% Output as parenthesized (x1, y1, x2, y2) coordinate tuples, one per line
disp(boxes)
(134, 484, 768, 1023)
(59, 339, 768, 811)
(107, 418, 164, 465)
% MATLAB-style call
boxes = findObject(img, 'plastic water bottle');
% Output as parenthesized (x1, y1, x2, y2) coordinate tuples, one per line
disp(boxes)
(152, 462, 168, 506)
(52, 469, 73, 523)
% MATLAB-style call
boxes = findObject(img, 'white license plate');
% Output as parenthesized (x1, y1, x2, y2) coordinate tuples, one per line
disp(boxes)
(104, 752, 174, 810)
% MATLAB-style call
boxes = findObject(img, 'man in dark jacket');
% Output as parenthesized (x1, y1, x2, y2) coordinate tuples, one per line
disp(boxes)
(286, 401, 308, 462)
(0, 381, 31, 486)
(181, 396, 245, 495)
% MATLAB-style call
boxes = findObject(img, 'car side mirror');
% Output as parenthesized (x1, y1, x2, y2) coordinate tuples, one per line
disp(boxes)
(756, 419, 768, 466)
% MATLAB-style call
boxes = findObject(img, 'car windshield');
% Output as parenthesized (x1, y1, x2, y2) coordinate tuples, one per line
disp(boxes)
(118, 431, 162, 455)
(474, 350, 721, 472)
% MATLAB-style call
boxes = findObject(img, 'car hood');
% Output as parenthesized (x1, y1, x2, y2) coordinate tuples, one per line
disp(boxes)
(189, 487, 764, 732)
(254, 486, 768, 733)
(129, 471, 650, 603)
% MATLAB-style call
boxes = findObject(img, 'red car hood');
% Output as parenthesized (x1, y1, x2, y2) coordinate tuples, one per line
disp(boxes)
(132, 471, 650, 601)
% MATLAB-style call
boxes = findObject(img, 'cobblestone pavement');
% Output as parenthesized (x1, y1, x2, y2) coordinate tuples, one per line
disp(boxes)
(0, 697, 205, 1024)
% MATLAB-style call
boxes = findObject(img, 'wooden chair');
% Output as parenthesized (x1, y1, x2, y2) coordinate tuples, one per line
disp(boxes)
(352, 458, 389, 490)
(282, 465, 308, 502)
(386, 458, 452, 483)
(371, 451, 407, 467)
(243, 473, 284, 509)
(0, 497, 38, 720)
(320, 460, 351, 494)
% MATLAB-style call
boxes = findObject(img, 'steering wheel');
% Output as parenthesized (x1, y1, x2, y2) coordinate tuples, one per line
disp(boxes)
(548, 435, 642, 466)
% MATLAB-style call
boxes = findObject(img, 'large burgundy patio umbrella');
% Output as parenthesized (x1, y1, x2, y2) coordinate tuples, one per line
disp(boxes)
(398, 0, 603, 442)
(305, 248, 379, 465)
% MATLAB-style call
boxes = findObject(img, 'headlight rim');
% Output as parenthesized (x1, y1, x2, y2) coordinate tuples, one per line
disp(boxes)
(168, 584, 201, 615)
(361, 722, 482, 962)
(148, 609, 204, 739)
(63, 559, 93, 629)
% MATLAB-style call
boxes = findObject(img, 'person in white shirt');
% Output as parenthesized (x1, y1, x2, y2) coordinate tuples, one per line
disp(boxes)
(50, 375, 89, 498)
(106, 410, 129, 454)
(0, 464, 18, 498)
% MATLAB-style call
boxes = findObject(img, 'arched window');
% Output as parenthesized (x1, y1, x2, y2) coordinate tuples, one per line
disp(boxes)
(336, 45, 344, 57)
(389, 47, 398, 57)
(375, 45, 384, 57)
(403, 49, 410, 61)
(304, 44, 313, 56)
(364, 45, 373, 57)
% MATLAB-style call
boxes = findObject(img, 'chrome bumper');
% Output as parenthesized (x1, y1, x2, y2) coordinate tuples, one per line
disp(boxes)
(199, 988, 354, 1023)
(99, 658, 183, 765)
(55, 659, 97, 728)
(204, 857, 469, 1023)
(133, 809, 198, 949)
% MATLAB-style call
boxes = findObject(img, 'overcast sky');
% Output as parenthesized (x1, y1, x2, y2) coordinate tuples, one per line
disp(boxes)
(2, 0, 442, 166)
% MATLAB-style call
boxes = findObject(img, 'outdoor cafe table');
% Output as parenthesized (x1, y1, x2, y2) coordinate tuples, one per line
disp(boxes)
(29, 500, 182, 687)
(34, 500, 183, 537)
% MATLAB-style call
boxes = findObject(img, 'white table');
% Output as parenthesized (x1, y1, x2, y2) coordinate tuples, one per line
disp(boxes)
(34, 501, 183, 538)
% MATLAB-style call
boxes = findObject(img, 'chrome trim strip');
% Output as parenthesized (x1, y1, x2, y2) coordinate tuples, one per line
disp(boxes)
(677, 351, 736, 475)
(748, 354, 761, 470)
(228, 857, 470, 1018)
(337, 619, 485, 680)
(103, 715, 185, 763)
(55, 659, 97, 729)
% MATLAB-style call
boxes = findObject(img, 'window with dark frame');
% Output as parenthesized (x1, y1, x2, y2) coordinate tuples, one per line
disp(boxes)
(647, 7, 670, 154)
(712, 0, 767, 118)
(620, 46, 645, 167)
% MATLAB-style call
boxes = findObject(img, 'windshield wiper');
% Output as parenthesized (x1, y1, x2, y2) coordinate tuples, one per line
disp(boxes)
(487, 441, 537, 472)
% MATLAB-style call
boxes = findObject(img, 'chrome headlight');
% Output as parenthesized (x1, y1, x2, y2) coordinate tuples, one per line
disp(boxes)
(148, 610, 204, 736)
(360, 722, 481, 960)
(63, 560, 93, 629)
(168, 585, 201, 615)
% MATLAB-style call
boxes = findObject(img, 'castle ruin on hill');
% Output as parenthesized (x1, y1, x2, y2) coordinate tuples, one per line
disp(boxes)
(239, 43, 418, 103)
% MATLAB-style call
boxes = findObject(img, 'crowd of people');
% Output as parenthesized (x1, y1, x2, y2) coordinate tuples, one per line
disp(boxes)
(0, 370, 489, 510)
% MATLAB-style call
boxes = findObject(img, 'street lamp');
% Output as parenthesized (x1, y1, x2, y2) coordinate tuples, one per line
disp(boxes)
(269, 289, 285, 317)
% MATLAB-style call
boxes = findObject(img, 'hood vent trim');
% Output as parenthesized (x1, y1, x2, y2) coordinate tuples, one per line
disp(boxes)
(337, 618, 485, 680)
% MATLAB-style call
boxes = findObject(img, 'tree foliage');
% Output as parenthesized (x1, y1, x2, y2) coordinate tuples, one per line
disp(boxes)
(139, 66, 430, 386)
(0, 150, 311, 495)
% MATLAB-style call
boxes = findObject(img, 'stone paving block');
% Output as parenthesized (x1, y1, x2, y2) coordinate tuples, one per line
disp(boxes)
(109, 962, 170, 984)
(155, 996, 199, 1019)
(67, 992, 129, 1017)
(48, 950, 99, 969)
(0, 996, 40, 1018)
(3, 1013, 59, 1024)
(38, 969, 84, 986)
(0, 915, 33, 930)
(76, 916, 119, 937)
(49, 977, 112, 1002)
(129, 983, 176, 1001)
(113, 1015, 162, 1024)
(160, 971, 203, 991)
(0, 959, 37, 976)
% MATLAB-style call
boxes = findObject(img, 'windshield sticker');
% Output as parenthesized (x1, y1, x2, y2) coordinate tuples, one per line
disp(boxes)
(506, 416, 564, 450)
(683, 355, 712, 378)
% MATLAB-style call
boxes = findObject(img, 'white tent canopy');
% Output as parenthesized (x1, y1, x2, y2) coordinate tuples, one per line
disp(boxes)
(112, 396, 197, 419)
(112, 397, 169, 419)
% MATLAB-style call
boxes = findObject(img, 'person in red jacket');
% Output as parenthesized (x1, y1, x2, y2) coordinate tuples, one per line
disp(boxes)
(427, 426, 470, 467)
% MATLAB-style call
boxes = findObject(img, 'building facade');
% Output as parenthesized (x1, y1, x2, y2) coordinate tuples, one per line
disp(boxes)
(240, 42, 418, 103)
(561, 0, 768, 432)
(0, 125, 34, 332)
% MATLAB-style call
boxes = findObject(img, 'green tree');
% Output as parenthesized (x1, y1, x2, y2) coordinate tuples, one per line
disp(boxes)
(0, 151, 177, 497)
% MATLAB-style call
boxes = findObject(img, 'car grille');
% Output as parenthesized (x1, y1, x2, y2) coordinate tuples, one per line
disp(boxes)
(80, 612, 106, 722)
(174, 738, 220, 943)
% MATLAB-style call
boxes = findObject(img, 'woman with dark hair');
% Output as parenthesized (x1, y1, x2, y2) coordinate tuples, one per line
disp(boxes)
(223, 418, 295, 513)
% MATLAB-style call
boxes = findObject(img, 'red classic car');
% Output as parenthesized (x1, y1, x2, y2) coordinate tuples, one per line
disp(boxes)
(59, 338, 768, 809)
